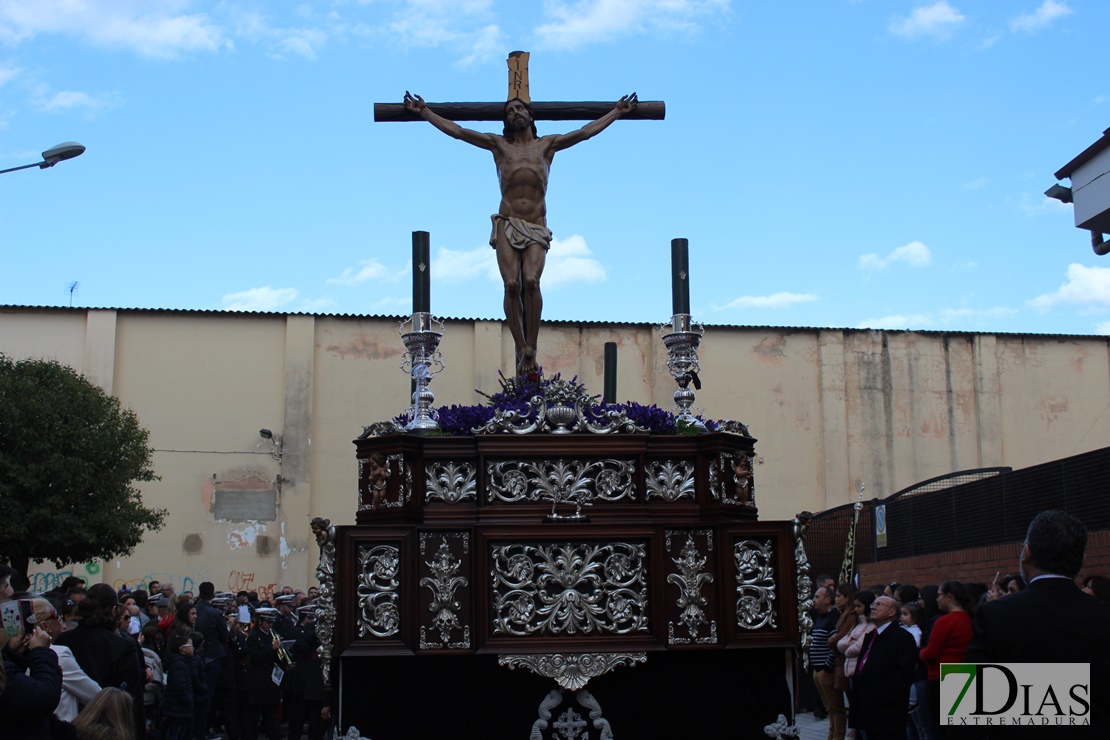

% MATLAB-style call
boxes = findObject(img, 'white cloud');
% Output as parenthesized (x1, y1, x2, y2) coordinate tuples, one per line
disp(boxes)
(298, 297, 338, 312)
(0, 0, 229, 59)
(1096, 321, 1110, 336)
(535, 0, 728, 50)
(275, 27, 327, 59)
(431, 235, 605, 289)
(543, 234, 606, 287)
(0, 64, 18, 86)
(939, 306, 1018, 322)
(1029, 264, 1110, 312)
(434, 245, 499, 284)
(1010, 1, 1072, 32)
(859, 241, 933, 270)
(35, 89, 120, 112)
(223, 287, 298, 311)
(889, 1, 965, 39)
(373, 0, 502, 65)
(1019, 192, 1071, 217)
(326, 259, 397, 286)
(857, 313, 935, 330)
(961, 176, 989, 191)
(719, 292, 818, 310)
(459, 24, 501, 67)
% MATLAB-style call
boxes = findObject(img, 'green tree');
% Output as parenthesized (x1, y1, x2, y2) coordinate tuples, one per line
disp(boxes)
(0, 355, 166, 585)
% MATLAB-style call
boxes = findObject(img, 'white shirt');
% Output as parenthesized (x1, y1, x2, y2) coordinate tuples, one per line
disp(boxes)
(50, 643, 102, 722)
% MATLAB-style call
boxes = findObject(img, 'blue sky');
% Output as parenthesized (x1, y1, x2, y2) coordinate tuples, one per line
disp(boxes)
(2, 0, 1109, 335)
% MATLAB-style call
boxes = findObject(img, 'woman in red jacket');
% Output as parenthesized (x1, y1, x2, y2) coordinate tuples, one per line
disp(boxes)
(919, 580, 976, 737)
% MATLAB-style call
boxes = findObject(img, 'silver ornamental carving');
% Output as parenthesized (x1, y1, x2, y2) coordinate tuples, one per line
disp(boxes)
(734, 539, 777, 630)
(357, 420, 403, 439)
(717, 418, 752, 437)
(793, 512, 815, 665)
(418, 536, 470, 649)
(645, 460, 696, 503)
(764, 713, 801, 740)
(425, 461, 477, 504)
(310, 517, 336, 690)
(383, 453, 412, 507)
(708, 450, 755, 506)
(491, 542, 649, 636)
(529, 688, 616, 740)
(500, 652, 647, 691)
(357, 544, 401, 638)
(487, 459, 635, 519)
(666, 531, 717, 644)
(473, 376, 645, 435)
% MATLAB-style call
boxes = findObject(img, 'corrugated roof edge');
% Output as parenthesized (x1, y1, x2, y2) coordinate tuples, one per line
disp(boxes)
(3, 304, 1107, 340)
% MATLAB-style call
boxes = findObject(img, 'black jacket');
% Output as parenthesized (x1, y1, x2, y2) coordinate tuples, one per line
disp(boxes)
(966, 577, 1110, 737)
(0, 646, 62, 740)
(851, 623, 918, 733)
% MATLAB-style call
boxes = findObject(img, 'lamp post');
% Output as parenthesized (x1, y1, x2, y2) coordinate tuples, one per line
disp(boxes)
(0, 142, 86, 175)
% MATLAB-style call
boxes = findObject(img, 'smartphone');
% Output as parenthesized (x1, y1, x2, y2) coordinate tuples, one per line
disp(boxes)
(19, 599, 36, 629)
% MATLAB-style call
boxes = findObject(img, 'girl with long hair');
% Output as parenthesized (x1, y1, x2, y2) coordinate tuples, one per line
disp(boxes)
(72, 687, 135, 740)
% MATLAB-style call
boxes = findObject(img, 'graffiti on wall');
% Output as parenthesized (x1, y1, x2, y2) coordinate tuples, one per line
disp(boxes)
(28, 564, 212, 595)
(227, 570, 279, 600)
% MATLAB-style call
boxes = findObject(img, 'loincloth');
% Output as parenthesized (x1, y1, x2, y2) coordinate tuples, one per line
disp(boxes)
(490, 214, 552, 252)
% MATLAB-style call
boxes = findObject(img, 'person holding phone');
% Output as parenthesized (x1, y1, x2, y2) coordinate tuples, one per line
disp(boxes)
(0, 601, 63, 739)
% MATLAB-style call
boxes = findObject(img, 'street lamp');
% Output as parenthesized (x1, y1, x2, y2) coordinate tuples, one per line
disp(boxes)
(0, 142, 86, 175)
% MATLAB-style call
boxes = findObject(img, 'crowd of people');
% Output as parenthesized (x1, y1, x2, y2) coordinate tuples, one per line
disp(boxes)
(5, 508, 1110, 740)
(806, 509, 1110, 740)
(0, 571, 328, 740)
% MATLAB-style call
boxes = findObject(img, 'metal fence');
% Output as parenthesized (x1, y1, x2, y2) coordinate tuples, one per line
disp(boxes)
(801, 446, 1110, 580)
(872, 447, 1110, 561)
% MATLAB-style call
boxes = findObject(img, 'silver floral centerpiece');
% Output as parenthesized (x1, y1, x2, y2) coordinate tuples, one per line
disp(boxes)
(474, 374, 644, 436)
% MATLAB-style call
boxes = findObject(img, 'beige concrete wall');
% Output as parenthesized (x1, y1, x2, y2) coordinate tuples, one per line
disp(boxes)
(3, 307, 1108, 593)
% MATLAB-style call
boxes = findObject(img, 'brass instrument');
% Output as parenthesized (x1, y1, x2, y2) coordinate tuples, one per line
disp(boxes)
(273, 631, 295, 670)
(838, 483, 865, 586)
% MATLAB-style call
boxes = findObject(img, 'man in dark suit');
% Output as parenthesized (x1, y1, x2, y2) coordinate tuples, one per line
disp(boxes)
(966, 509, 1110, 737)
(852, 595, 918, 740)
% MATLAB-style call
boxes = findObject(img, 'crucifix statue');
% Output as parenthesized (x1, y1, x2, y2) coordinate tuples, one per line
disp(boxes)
(376, 51, 664, 376)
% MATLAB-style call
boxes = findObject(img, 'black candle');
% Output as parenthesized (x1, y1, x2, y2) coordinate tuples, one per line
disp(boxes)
(671, 238, 690, 315)
(603, 342, 617, 404)
(412, 231, 430, 313)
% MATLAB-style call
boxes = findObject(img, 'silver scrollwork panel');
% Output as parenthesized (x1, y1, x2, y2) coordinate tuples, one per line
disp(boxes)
(734, 539, 778, 630)
(425, 461, 477, 504)
(665, 529, 717, 644)
(357, 544, 401, 638)
(486, 459, 636, 517)
(646, 460, 696, 503)
(491, 542, 649, 636)
(418, 532, 471, 649)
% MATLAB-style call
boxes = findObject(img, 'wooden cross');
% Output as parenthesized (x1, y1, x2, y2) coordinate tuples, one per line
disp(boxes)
(374, 51, 665, 123)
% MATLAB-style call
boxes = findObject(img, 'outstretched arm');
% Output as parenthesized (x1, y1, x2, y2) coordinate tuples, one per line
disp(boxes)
(550, 93, 637, 153)
(404, 92, 497, 151)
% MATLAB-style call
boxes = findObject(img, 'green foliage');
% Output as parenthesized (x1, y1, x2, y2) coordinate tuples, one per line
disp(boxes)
(0, 355, 166, 573)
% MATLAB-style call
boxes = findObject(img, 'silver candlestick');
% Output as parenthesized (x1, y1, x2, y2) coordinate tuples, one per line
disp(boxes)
(400, 312, 444, 431)
(661, 313, 706, 432)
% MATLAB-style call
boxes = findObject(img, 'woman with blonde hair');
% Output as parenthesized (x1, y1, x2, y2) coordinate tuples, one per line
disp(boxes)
(72, 687, 135, 740)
